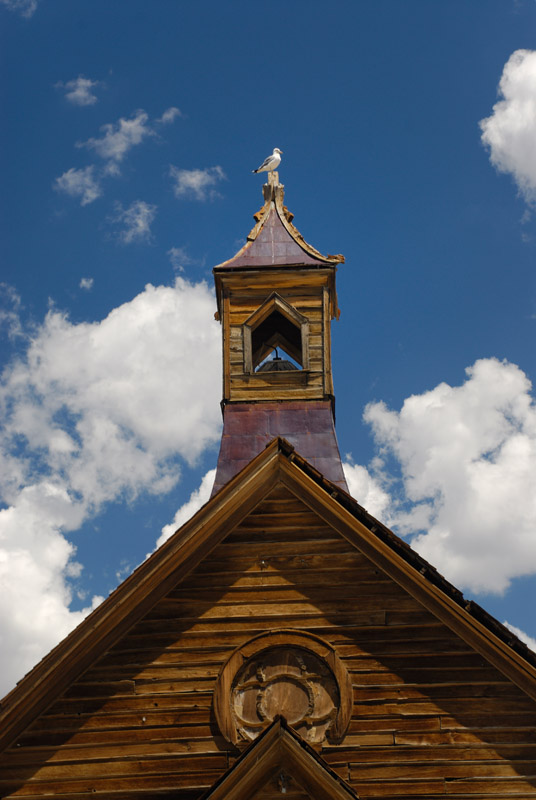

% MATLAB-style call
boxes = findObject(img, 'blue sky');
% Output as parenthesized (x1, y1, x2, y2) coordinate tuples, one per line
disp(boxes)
(1, 0, 535, 693)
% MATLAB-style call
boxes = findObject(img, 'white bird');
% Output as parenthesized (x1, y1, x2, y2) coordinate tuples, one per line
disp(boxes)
(252, 148, 283, 173)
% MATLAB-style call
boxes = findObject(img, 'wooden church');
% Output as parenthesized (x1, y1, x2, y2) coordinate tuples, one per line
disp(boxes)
(1, 174, 536, 798)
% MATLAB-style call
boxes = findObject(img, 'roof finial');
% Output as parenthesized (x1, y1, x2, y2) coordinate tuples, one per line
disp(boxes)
(263, 172, 283, 202)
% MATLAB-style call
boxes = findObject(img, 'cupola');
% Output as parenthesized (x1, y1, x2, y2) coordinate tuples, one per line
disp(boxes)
(211, 173, 348, 495)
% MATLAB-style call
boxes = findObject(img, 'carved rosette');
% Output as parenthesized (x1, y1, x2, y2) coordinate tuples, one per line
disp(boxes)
(214, 630, 352, 747)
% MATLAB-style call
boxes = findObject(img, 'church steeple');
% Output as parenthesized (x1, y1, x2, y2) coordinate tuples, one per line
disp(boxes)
(211, 175, 347, 495)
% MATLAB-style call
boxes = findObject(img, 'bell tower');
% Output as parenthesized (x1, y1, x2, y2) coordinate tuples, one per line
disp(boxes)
(212, 174, 348, 494)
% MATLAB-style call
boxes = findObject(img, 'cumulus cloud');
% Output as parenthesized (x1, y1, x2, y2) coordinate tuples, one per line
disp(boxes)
(57, 76, 100, 106)
(0, 0, 38, 17)
(357, 358, 536, 595)
(79, 277, 94, 290)
(0, 278, 221, 693)
(169, 165, 226, 201)
(480, 50, 536, 204)
(343, 459, 392, 521)
(54, 165, 102, 206)
(156, 468, 216, 550)
(111, 200, 157, 244)
(0, 487, 103, 694)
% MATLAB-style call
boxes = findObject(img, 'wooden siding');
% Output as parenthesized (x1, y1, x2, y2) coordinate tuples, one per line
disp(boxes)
(219, 275, 335, 403)
(1, 486, 536, 798)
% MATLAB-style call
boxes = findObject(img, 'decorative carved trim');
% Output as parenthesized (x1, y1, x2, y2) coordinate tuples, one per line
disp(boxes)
(214, 630, 352, 748)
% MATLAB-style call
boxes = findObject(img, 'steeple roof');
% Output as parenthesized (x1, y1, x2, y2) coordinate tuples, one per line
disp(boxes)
(214, 176, 344, 271)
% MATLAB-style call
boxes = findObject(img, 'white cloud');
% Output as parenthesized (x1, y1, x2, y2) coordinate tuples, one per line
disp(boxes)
(111, 200, 157, 244)
(503, 621, 536, 654)
(358, 358, 536, 595)
(156, 468, 216, 550)
(343, 459, 392, 521)
(0, 485, 103, 693)
(79, 277, 94, 290)
(0, 0, 38, 17)
(56, 108, 182, 206)
(158, 106, 182, 125)
(0, 278, 221, 693)
(0, 284, 24, 341)
(57, 76, 100, 107)
(480, 50, 536, 203)
(167, 246, 193, 271)
(169, 165, 226, 201)
(79, 110, 155, 174)
(54, 165, 102, 206)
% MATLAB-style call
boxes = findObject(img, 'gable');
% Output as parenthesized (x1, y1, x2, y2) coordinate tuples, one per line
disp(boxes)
(2, 464, 536, 798)
(202, 717, 358, 799)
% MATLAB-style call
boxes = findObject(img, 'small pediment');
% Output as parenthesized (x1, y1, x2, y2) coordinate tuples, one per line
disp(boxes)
(200, 717, 359, 800)
(244, 292, 310, 371)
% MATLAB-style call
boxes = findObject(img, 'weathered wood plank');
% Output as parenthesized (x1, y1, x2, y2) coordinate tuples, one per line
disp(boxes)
(348, 778, 446, 796)
(2, 739, 233, 767)
(444, 777, 536, 794)
(344, 744, 536, 763)
(14, 723, 222, 748)
(0, 752, 227, 782)
(0, 769, 221, 796)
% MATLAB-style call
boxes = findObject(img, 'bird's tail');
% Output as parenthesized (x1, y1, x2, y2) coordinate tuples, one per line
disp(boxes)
(252, 169, 258, 173)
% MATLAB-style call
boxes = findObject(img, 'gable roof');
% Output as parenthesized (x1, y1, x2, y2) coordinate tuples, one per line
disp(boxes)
(199, 717, 358, 799)
(213, 180, 344, 271)
(1, 437, 535, 754)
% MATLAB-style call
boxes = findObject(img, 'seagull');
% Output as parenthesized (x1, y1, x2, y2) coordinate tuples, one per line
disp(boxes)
(252, 148, 283, 174)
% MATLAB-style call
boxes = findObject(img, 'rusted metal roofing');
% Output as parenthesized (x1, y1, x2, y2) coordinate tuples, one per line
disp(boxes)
(213, 179, 344, 271)
(211, 401, 348, 496)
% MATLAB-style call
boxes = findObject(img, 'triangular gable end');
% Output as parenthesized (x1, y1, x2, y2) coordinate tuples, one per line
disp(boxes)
(1, 436, 536, 753)
(2, 438, 536, 798)
(200, 717, 358, 799)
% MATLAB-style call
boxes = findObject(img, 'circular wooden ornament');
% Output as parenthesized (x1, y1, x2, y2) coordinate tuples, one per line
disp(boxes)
(213, 630, 352, 747)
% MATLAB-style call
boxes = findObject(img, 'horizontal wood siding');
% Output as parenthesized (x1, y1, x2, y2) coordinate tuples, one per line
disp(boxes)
(224, 283, 330, 402)
(1, 487, 536, 798)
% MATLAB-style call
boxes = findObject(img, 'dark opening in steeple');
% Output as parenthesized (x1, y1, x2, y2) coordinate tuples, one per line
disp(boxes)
(244, 293, 308, 373)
